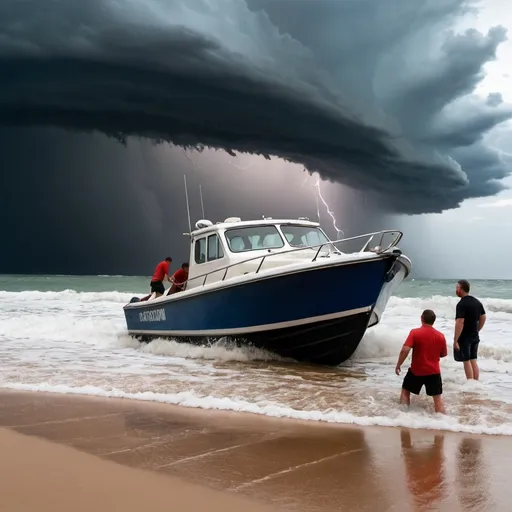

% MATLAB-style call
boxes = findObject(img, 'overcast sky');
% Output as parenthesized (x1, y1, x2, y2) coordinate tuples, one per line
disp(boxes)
(392, 4, 512, 279)
(0, 0, 511, 278)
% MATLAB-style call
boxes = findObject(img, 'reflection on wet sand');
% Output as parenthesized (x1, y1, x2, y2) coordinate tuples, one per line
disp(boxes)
(229, 430, 393, 512)
(400, 429, 447, 510)
(456, 438, 492, 512)
(122, 408, 391, 511)
(0, 390, 511, 512)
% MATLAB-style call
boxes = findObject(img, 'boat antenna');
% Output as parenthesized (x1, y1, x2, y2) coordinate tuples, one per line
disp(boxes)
(199, 184, 205, 218)
(184, 174, 192, 236)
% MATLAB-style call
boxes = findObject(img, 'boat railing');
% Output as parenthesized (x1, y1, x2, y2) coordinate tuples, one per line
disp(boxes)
(191, 230, 403, 287)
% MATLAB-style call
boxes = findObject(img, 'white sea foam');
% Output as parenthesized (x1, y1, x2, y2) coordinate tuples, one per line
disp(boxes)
(1, 286, 511, 435)
(0, 289, 135, 303)
(133, 337, 284, 362)
(1, 382, 511, 436)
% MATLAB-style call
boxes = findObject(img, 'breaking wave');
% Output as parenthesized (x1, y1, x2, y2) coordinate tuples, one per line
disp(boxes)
(1, 281, 511, 436)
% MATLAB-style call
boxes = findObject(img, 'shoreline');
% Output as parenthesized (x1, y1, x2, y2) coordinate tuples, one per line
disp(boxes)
(2, 383, 510, 437)
(1, 389, 510, 511)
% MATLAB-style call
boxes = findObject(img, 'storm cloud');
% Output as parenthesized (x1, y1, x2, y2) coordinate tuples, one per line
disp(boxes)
(1, 0, 511, 215)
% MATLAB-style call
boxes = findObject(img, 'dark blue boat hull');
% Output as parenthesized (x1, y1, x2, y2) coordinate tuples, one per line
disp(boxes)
(124, 255, 398, 365)
(240, 309, 373, 365)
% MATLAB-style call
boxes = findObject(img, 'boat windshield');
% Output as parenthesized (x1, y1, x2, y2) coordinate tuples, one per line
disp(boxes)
(280, 224, 330, 248)
(225, 225, 285, 253)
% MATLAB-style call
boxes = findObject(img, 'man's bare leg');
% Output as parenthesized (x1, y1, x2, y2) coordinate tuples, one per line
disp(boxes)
(432, 395, 445, 414)
(463, 360, 475, 380)
(470, 359, 480, 380)
(400, 388, 411, 407)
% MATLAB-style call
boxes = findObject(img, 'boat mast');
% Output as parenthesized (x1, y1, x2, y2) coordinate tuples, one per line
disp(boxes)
(183, 174, 192, 236)
(199, 184, 205, 218)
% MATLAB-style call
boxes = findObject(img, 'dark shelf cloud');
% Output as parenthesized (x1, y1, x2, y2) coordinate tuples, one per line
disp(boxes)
(0, 0, 510, 275)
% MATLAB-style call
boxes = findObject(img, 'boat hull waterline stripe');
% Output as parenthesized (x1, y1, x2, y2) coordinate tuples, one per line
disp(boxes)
(127, 306, 372, 337)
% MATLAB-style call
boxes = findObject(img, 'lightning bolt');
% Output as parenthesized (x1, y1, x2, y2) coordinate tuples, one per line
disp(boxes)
(314, 175, 344, 240)
(182, 150, 343, 240)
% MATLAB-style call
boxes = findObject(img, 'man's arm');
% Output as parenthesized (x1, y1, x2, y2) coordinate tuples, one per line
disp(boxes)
(395, 346, 412, 375)
(478, 314, 486, 332)
(478, 302, 486, 332)
(395, 331, 414, 375)
(169, 269, 182, 284)
(440, 335, 448, 358)
(453, 319, 464, 349)
(454, 302, 465, 349)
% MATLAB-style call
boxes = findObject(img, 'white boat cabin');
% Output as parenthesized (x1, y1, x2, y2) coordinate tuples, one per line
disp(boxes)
(185, 217, 337, 290)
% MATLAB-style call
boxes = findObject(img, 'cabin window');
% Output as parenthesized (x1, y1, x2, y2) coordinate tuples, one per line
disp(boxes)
(207, 234, 224, 261)
(194, 237, 207, 264)
(280, 225, 330, 247)
(225, 225, 284, 253)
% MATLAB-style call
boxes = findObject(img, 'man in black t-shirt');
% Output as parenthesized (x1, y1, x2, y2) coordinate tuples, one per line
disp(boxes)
(453, 279, 486, 380)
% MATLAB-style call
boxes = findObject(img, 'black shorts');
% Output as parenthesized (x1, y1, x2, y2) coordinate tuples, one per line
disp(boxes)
(455, 339, 479, 362)
(402, 369, 442, 396)
(150, 280, 165, 295)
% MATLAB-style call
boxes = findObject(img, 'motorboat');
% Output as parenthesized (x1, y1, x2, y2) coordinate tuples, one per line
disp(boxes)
(123, 216, 411, 365)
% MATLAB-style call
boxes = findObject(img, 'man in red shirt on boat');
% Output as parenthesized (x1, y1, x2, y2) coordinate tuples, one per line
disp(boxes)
(148, 257, 173, 298)
(167, 263, 189, 295)
(395, 309, 448, 414)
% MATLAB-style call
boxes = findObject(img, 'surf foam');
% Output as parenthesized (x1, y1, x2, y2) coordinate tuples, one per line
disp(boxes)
(2, 382, 511, 436)
(1, 286, 512, 435)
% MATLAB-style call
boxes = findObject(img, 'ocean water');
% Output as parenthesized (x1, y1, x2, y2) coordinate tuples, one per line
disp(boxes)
(1, 274, 511, 435)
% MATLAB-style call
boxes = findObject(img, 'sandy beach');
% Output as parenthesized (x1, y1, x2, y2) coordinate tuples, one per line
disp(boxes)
(0, 427, 278, 512)
(0, 390, 510, 511)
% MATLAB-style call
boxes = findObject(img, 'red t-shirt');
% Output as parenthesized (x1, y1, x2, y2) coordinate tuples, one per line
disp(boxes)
(404, 325, 447, 376)
(152, 261, 169, 282)
(172, 268, 188, 285)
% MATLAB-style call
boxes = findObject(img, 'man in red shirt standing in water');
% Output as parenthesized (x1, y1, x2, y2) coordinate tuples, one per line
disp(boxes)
(395, 309, 448, 414)
(149, 257, 173, 297)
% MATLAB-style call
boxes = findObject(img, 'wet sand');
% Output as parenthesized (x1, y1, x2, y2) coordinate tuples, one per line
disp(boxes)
(0, 427, 278, 512)
(0, 390, 510, 511)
